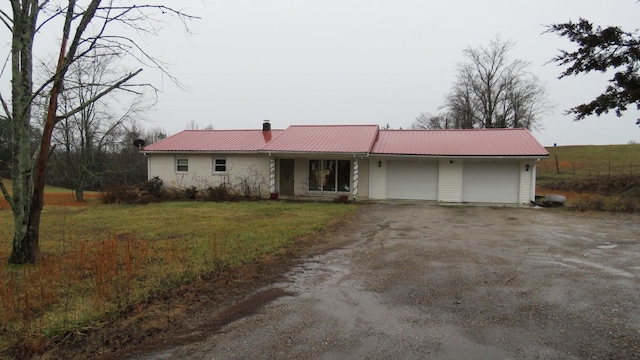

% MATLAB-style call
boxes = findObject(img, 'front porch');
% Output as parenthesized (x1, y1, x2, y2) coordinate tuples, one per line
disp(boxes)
(267, 156, 368, 201)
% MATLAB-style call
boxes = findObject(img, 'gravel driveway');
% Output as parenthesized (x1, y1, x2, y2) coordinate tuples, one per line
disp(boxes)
(136, 203, 640, 360)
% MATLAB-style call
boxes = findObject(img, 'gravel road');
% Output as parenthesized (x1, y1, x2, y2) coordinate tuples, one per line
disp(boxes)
(135, 203, 640, 360)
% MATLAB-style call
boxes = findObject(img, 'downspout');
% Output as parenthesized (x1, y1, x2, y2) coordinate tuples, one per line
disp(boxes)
(144, 152, 150, 180)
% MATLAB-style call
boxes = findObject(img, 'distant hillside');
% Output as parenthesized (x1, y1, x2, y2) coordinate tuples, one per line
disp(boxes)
(536, 144, 640, 200)
(537, 144, 640, 177)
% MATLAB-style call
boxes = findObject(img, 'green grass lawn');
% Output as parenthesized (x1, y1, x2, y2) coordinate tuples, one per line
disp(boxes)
(0, 200, 356, 355)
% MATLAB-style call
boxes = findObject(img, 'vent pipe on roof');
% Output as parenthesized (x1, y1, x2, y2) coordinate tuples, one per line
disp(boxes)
(263, 120, 271, 132)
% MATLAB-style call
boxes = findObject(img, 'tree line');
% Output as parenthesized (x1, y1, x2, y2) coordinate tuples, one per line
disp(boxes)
(0, 54, 168, 202)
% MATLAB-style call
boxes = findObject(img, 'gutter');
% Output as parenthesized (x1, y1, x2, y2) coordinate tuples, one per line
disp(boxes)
(367, 153, 550, 160)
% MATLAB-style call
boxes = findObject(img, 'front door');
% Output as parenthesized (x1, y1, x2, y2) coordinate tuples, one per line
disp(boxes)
(280, 159, 294, 196)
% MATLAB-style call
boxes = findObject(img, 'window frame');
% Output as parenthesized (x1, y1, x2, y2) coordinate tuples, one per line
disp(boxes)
(308, 159, 351, 193)
(213, 158, 227, 173)
(175, 157, 189, 173)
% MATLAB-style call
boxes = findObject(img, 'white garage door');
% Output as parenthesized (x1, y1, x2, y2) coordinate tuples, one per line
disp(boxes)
(462, 161, 520, 203)
(386, 160, 438, 200)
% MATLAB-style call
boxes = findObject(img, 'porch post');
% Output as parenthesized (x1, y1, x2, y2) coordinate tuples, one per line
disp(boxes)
(269, 158, 276, 194)
(352, 158, 359, 201)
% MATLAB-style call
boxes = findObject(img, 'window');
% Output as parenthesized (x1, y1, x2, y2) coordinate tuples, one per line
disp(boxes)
(308, 159, 350, 192)
(213, 158, 227, 173)
(176, 158, 188, 172)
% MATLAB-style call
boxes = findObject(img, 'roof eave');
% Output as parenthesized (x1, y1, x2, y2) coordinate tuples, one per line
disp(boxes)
(143, 150, 264, 154)
(369, 153, 550, 159)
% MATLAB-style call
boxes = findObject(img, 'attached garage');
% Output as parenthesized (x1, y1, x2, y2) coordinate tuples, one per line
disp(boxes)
(386, 159, 438, 200)
(462, 161, 520, 203)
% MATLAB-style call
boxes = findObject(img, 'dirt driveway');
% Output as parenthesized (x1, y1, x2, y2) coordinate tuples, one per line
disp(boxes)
(126, 204, 638, 359)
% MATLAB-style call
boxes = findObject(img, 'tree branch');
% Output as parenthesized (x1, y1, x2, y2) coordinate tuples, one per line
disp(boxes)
(0, 176, 14, 210)
(57, 68, 143, 121)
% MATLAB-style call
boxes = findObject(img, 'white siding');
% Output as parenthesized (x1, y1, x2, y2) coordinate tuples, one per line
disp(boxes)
(519, 160, 535, 204)
(148, 154, 271, 197)
(357, 158, 370, 198)
(386, 159, 438, 200)
(438, 160, 463, 202)
(368, 157, 387, 199)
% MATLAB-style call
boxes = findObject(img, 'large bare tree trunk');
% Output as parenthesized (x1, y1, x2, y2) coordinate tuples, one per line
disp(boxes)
(8, 0, 39, 264)
(9, 0, 74, 263)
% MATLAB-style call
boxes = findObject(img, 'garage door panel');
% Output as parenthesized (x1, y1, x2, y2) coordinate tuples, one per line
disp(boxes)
(463, 162, 519, 203)
(387, 160, 438, 200)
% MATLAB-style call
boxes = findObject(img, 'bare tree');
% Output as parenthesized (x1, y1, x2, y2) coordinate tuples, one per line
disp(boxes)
(186, 120, 214, 130)
(0, 1, 196, 264)
(50, 53, 149, 201)
(410, 112, 448, 129)
(445, 82, 476, 129)
(108, 123, 167, 186)
(444, 36, 550, 129)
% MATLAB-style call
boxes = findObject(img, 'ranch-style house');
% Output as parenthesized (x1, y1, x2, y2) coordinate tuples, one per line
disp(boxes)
(142, 121, 549, 204)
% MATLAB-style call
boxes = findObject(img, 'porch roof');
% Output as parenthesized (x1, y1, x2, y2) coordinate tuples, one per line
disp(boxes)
(260, 125, 379, 154)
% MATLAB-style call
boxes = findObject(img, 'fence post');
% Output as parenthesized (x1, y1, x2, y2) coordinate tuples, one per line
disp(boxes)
(631, 161, 634, 175)
(609, 158, 611, 176)
(555, 154, 560, 174)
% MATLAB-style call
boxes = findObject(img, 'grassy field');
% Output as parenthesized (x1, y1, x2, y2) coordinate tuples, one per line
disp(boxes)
(0, 198, 356, 355)
(536, 144, 640, 211)
(0, 178, 100, 209)
(537, 144, 640, 177)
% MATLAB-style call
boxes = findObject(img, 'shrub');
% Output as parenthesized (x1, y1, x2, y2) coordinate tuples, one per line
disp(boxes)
(99, 185, 139, 204)
(602, 196, 638, 213)
(569, 194, 639, 213)
(569, 194, 605, 212)
(183, 186, 198, 200)
(203, 184, 232, 202)
(237, 178, 262, 200)
(139, 177, 165, 198)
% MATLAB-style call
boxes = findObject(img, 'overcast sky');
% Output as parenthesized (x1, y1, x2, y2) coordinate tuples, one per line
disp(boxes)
(139, 0, 639, 146)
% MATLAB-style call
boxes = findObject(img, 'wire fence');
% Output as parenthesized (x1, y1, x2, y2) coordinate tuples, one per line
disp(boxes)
(538, 155, 637, 176)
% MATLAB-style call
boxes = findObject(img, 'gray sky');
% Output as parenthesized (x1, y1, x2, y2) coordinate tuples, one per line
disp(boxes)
(139, 1, 640, 145)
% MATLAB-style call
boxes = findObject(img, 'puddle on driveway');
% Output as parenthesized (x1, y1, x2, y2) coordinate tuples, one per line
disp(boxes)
(596, 243, 618, 250)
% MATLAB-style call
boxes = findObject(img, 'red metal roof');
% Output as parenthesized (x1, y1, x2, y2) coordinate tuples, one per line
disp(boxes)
(144, 126, 548, 157)
(371, 129, 549, 156)
(261, 125, 380, 153)
(143, 130, 283, 152)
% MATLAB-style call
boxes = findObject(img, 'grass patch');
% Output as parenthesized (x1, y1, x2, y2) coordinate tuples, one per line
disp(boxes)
(0, 200, 356, 356)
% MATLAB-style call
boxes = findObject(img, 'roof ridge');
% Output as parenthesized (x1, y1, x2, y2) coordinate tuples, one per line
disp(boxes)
(380, 128, 528, 131)
(181, 129, 284, 132)
(288, 124, 379, 127)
